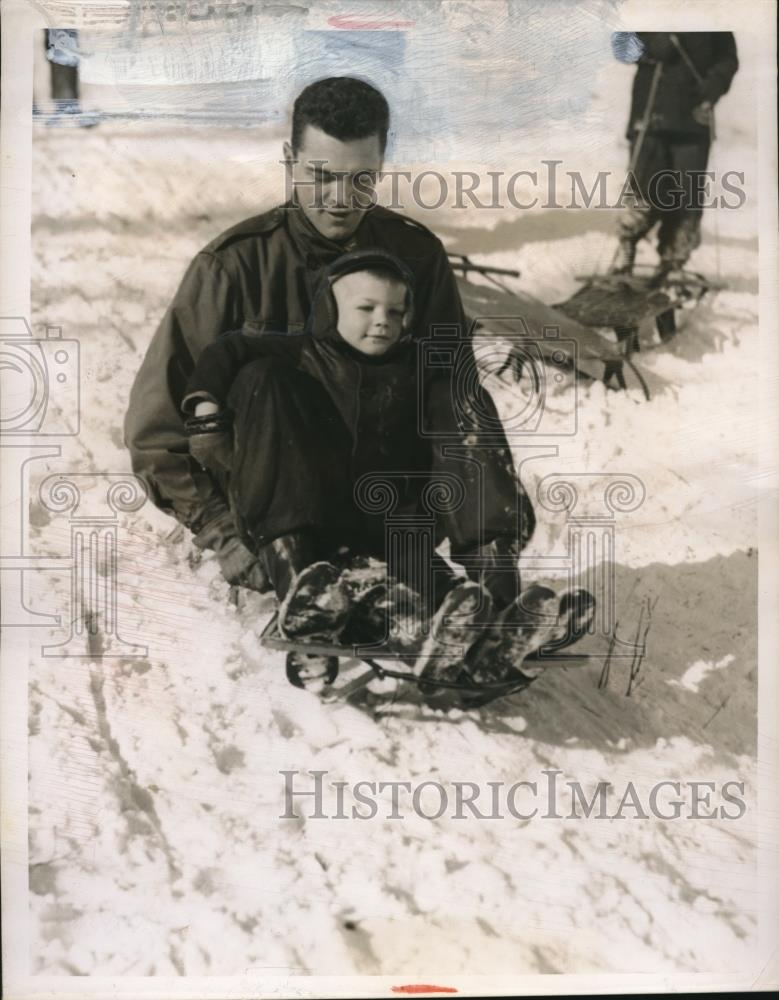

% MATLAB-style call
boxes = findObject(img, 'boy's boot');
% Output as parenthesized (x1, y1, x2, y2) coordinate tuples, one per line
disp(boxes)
(342, 579, 423, 649)
(261, 533, 350, 641)
(278, 562, 351, 641)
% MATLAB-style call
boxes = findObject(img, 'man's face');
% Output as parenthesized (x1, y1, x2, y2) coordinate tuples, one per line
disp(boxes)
(331, 271, 407, 356)
(284, 125, 383, 241)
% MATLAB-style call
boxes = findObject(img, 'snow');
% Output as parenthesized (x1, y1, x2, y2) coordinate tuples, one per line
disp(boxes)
(669, 654, 737, 693)
(25, 54, 762, 979)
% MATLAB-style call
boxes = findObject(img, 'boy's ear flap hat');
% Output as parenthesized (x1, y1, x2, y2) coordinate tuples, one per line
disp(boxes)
(307, 248, 415, 340)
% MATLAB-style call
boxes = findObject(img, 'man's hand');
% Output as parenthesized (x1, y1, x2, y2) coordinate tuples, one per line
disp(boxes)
(193, 510, 271, 592)
(189, 429, 233, 472)
(185, 405, 233, 473)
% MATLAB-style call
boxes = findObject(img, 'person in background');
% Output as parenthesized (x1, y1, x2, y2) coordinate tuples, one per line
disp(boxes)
(611, 31, 738, 282)
(45, 30, 81, 115)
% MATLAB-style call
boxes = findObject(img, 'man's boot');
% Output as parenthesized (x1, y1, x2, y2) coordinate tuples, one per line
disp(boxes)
(258, 532, 315, 601)
(610, 237, 637, 276)
(414, 581, 493, 692)
(457, 537, 521, 612)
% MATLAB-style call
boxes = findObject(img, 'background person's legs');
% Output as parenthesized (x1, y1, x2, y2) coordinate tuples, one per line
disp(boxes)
(614, 133, 670, 273)
(45, 30, 81, 112)
(656, 137, 711, 271)
(615, 201, 656, 272)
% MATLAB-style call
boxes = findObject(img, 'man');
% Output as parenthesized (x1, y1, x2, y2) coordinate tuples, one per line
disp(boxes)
(125, 76, 530, 601)
(612, 32, 738, 280)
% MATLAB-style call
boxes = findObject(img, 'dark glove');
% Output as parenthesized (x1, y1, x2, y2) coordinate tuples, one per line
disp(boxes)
(185, 411, 234, 473)
(193, 509, 271, 592)
(641, 32, 675, 64)
(691, 101, 713, 127)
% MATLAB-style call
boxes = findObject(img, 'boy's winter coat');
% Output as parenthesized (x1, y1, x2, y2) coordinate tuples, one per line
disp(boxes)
(125, 201, 465, 534)
(183, 250, 430, 483)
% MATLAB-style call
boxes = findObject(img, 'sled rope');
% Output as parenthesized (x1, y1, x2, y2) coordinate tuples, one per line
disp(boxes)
(605, 59, 664, 274)
(670, 34, 717, 141)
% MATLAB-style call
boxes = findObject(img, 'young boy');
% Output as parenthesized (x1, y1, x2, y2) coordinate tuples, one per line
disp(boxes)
(183, 250, 588, 686)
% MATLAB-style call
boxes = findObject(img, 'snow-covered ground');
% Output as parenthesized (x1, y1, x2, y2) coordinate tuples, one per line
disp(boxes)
(25, 53, 762, 978)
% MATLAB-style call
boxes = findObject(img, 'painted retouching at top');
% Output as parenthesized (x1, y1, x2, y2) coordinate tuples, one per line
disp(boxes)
(41, 0, 618, 161)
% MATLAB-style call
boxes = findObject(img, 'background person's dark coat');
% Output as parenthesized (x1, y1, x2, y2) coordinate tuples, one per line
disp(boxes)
(627, 32, 738, 139)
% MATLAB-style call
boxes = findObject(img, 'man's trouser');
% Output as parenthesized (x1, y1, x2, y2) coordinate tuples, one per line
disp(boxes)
(620, 131, 711, 267)
(223, 357, 534, 604)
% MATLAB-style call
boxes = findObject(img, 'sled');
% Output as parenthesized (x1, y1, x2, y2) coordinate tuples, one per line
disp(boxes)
(553, 268, 724, 394)
(260, 612, 590, 708)
(556, 268, 721, 343)
(450, 255, 671, 398)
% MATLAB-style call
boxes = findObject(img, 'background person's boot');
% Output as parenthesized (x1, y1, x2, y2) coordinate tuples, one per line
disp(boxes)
(610, 237, 637, 276)
(649, 258, 686, 289)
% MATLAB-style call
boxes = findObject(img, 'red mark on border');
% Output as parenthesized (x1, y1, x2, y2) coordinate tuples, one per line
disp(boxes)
(327, 14, 415, 30)
(391, 987, 458, 996)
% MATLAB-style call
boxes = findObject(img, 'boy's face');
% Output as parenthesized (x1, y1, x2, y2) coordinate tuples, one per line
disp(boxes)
(331, 271, 407, 356)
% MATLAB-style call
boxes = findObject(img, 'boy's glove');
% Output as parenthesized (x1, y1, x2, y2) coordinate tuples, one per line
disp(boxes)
(193, 508, 271, 593)
(185, 411, 234, 473)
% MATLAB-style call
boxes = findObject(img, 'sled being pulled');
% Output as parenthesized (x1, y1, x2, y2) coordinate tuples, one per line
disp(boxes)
(554, 267, 723, 392)
(451, 254, 666, 399)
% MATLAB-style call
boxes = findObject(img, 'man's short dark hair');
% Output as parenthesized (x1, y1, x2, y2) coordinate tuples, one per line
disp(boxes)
(291, 77, 390, 153)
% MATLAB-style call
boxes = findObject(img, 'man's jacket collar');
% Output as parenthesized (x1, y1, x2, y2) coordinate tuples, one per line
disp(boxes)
(284, 196, 378, 266)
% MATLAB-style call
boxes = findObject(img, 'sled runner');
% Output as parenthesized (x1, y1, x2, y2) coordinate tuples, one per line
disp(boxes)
(554, 268, 723, 394)
(260, 608, 591, 709)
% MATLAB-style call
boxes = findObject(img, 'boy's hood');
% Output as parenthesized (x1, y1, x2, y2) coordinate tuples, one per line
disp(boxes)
(306, 248, 416, 353)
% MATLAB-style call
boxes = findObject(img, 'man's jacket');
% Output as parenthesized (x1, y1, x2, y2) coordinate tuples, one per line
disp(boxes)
(182, 249, 430, 486)
(628, 32, 738, 139)
(124, 203, 467, 533)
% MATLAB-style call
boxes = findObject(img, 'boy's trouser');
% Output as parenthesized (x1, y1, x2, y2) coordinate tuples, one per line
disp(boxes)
(224, 357, 533, 593)
(620, 131, 710, 267)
